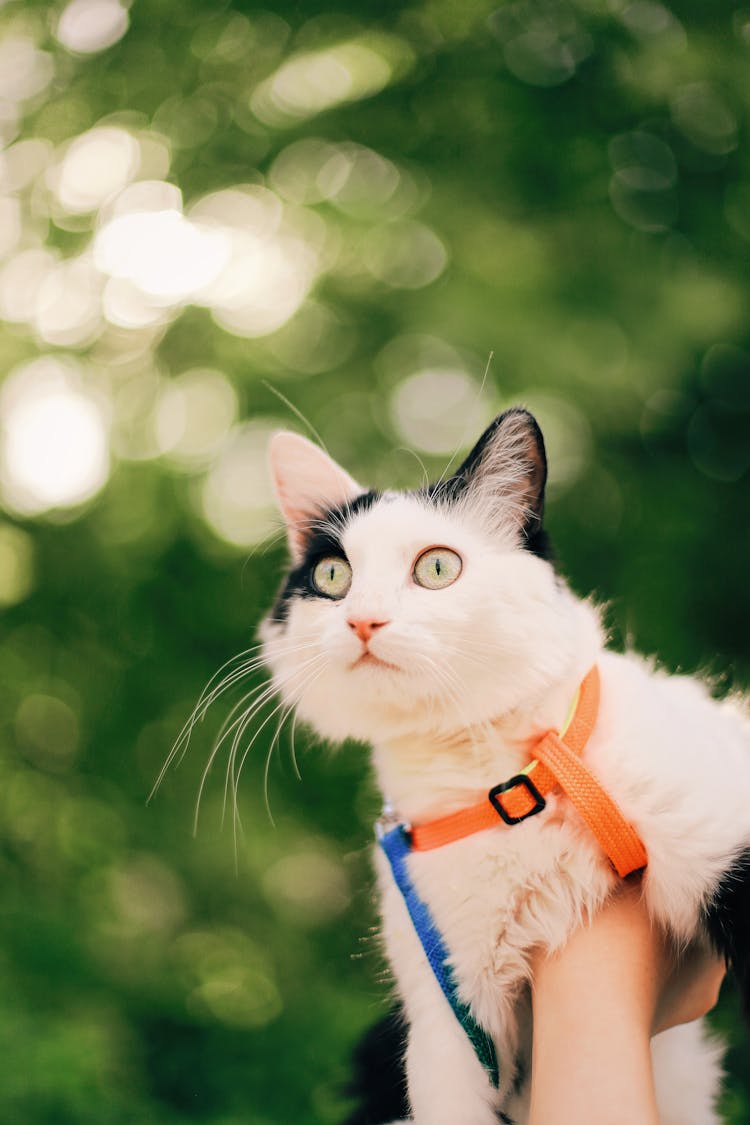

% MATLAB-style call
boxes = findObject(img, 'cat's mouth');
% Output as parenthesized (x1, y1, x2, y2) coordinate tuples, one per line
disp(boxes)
(352, 652, 402, 672)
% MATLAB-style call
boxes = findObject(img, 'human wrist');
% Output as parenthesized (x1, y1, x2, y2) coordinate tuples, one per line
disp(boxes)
(528, 888, 662, 1125)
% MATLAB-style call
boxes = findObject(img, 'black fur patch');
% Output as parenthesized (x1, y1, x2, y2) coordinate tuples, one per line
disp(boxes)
(340, 1005, 518, 1124)
(419, 408, 553, 561)
(270, 490, 382, 623)
(272, 408, 554, 623)
(519, 524, 554, 562)
(703, 847, 750, 1019)
(341, 1007, 409, 1125)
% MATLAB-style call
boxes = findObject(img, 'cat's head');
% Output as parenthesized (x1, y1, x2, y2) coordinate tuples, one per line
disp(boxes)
(260, 409, 591, 744)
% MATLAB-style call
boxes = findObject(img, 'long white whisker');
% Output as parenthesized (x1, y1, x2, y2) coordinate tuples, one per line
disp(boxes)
(221, 651, 327, 822)
(394, 445, 430, 491)
(191, 651, 325, 834)
(259, 661, 329, 828)
(289, 706, 303, 782)
(229, 657, 328, 862)
(155, 637, 324, 805)
(219, 657, 324, 822)
(261, 379, 329, 452)
(193, 682, 275, 835)
(192, 637, 323, 724)
(149, 669, 255, 800)
(433, 350, 494, 490)
(268, 694, 300, 786)
(419, 654, 489, 750)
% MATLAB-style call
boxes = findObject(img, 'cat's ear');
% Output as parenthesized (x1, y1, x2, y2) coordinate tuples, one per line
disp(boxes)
(446, 408, 548, 545)
(268, 431, 362, 563)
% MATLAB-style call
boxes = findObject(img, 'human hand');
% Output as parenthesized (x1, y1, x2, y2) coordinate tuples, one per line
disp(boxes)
(651, 912, 725, 1034)
(527, 878, 725, 1125)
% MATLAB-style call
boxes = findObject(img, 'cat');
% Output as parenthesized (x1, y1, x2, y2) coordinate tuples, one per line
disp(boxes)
(259, 407, 750, 1124)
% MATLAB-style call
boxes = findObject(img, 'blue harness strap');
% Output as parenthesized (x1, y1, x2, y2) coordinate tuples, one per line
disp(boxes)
(378, 824, 499, 1089)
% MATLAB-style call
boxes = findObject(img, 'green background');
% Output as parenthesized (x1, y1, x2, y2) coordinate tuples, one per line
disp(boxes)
(1, 0, 749, 1121)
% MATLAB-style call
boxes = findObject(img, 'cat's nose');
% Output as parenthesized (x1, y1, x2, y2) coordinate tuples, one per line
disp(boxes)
(347, 617, 390, 643)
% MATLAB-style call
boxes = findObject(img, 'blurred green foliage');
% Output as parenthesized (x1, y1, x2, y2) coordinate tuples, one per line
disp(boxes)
(0, 0, 749, 1121)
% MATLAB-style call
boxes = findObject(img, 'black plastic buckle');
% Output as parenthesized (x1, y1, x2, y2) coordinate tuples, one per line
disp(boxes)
(488, 774, 546, 826)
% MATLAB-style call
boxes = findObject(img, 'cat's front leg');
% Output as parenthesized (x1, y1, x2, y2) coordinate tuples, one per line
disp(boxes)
(405, 997, 501, 1125)
(376, 851, 512, 1124)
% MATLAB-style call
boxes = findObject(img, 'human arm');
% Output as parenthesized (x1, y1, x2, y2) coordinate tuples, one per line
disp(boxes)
(528, 879, 725, 1125)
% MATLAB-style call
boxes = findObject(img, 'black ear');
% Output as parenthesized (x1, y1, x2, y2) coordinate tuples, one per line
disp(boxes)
(703, 848, 750, 1022)
(437, 408, 550, 558)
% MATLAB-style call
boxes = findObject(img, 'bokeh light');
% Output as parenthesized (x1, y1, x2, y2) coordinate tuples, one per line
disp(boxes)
(609, 131, 678, 232)
(0, 357, 109, 515)
(0, 523, 34, 606)
(362, 220, 447, 289)
(56, 0, 130, 54)
(155, 368, 238, 468)
(671, 83, 738, 156)
(0, 2, 749, 1122)
(251, 34, 412, 125)
(15, 692, 80, 774)
(173, 927, 282, 1029)
(263, 848, 350, 925)
(489, 4, 594, 87)
(199, 421, 279, 547)
(34, 255, 102, 346)
(0, 34, 54, 103)
(52, 126, 140, 213)
(190, 186, 324, 337)
(95, 208, 231, 302)
(390, 367, 488, 454)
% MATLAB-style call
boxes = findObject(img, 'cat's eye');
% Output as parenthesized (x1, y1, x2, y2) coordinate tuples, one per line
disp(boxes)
(312, 556, 352, 599)
(413, 547, 462, 590)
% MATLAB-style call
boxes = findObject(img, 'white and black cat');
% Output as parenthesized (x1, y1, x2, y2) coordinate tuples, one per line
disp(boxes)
(260, 408, 750, 1125)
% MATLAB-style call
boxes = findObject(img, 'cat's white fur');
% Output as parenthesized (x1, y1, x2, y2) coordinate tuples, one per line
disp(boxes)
(261, 426, 749, 1124)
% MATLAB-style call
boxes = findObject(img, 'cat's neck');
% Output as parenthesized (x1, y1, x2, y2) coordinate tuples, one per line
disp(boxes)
(371, 607, 603, 825)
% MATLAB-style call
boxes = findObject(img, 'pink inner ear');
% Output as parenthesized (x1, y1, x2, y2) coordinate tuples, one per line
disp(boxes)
(277, 488, 320, 559)
(268, 431, 362, 563)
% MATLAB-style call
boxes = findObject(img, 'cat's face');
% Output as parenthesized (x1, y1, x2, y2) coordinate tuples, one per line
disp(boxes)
(261, 410, 581, 743)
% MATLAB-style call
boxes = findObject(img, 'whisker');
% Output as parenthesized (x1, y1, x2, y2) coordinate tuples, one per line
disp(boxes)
(154, 637, 324, 805)
(433, 349, 494, 490)
(217, 657, 324, 825)
(258, 661, 328, 829)
(148, 648, 266, 800)
(226, 657, 328, 862)
(394, 446, 430, 491)
(190, 650, 324, 833)
(242, 524, 290, 567)
(261, 380, 329, 453)
(289, 707, 303, 782)
(220, 651, 327, 812)
(418, 653, 491, 751)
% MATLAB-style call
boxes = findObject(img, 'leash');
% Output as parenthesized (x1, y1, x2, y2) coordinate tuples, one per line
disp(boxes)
(377, 665, 648, 1089)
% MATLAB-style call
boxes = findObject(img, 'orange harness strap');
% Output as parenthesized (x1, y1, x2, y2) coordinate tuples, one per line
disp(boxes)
(409, 667, 648, 878)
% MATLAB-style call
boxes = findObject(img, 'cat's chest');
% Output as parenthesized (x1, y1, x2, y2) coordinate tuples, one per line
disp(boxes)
(377, 802, 614, 1005)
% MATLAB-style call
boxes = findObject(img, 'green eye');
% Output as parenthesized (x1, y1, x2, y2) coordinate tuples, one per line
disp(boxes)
(312, 556, 352, 599)
(413, 547, 462, 590)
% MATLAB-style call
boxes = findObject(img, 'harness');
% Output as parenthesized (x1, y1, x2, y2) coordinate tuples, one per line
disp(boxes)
(377, 666, 648, 1089)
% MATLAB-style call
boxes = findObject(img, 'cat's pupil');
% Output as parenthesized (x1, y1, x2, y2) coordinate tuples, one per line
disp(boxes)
(329, 565, 335, 581)
(435, 558, 441, 576)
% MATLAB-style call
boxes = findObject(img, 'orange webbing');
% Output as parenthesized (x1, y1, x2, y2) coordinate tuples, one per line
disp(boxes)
(410, 668, 600, 850)
(533, 730, 647, 878)
(409, 667, 648, 877)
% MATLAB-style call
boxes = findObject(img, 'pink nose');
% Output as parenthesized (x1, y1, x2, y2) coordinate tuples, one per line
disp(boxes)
(347, 618, 389, 643)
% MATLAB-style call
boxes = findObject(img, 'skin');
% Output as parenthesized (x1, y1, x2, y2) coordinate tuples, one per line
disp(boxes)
(528, 878, 726, 1125)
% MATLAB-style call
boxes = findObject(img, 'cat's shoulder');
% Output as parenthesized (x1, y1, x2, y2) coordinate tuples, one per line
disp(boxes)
(599, 648, 748, 732)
